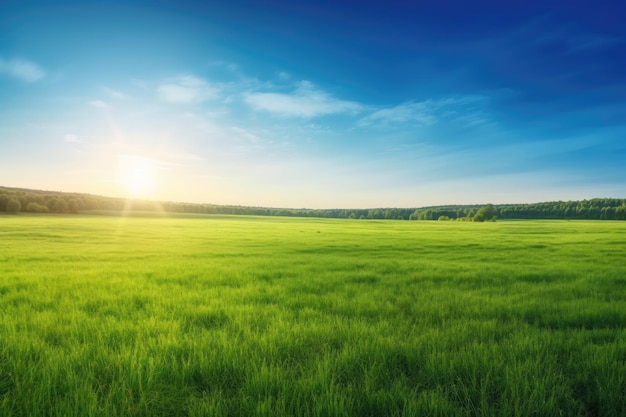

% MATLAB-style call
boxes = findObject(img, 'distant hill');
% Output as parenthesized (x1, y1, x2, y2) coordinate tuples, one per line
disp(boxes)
(1, 185, 625, 220)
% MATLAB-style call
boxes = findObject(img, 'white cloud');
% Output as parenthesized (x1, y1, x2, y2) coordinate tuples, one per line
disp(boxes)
(244, 80, 362, 118)
(102, 87, 129, 100)
(230, 126, 261, 143)
(64, 134, 81, 143)
(131, 78, 149, 90)
(0, 58, 45, 82)
(170, 152, 204, 162)
(157, 75, 220, 104)
(358, 96, 487, 127)
(89, 100, 109, 109)
(359, 102, 437, 127)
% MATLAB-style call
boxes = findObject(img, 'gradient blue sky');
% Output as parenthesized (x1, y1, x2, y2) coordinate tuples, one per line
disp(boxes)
(1, 0, 625, 208)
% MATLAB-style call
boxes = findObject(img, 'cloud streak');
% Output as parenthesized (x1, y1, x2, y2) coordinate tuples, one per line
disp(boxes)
(0, 58, 45, 82)
(63, 134, 81, 143)
(157, 75, 220, 104)
(89, 100, 109, 109)
(245, 81, 362, 118)
(102, 87, 130, 100)
(358, 96, 488, 128)
(358, 102, 437, 127)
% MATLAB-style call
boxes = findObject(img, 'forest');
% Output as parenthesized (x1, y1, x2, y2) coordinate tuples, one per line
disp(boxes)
(1, 186, 625, 220)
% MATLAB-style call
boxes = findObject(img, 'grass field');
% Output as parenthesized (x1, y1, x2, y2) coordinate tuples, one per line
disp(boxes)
(1, 214, 625, 416)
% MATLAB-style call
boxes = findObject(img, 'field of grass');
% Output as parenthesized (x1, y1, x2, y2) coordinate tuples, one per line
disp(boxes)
(1, 214, 625, 416)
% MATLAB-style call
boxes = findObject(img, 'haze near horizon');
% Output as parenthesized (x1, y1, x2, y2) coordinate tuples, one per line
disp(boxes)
(1, 0, 625, 209)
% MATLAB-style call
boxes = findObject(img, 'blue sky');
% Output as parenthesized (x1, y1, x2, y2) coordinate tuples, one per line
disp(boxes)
(1, 0, 625, 208)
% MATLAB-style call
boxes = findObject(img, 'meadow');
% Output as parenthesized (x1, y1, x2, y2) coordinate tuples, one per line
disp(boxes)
(0, 214, 625, 416)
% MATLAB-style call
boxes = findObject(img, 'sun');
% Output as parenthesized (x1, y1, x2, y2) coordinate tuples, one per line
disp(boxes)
(117, 155, 158, 199)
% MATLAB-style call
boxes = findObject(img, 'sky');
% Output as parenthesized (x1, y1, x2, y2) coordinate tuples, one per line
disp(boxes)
(1, 0, 625, 208)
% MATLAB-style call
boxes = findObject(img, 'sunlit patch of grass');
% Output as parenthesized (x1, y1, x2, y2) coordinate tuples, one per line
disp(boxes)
(0, 216, 625, 416)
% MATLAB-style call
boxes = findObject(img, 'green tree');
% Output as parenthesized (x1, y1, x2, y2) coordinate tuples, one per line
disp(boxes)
(0, 194, 9, 211)
(52, 199, 69, 213)
(26, 202, 49, 213)
(473, 204, 496, 222)
(68, 198, 82, 213)
(6, 198, 21, 213)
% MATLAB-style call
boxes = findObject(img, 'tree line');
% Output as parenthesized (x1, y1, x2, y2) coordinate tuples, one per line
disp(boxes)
(1, 186, 625, 220)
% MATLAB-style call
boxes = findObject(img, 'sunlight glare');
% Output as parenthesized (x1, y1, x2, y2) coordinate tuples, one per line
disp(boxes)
(117, 155, 159, 199)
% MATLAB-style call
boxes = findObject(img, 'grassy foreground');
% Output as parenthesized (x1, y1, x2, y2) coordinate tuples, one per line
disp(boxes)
(0, 215, 625, 416)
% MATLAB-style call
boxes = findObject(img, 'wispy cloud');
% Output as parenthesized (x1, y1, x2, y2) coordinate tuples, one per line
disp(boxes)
(358, 96, 487, 127)
(169, 152, 205, 162)
(566, 35, 625, 53)
(102, 86, 129, 100)
(244, 80, 362, 118)
(358, 102, 437, 127)
(63, 134, 81, 143)
(230, 126, 261, 143)
(0, 58, 45, 82)
(157, 75, 220, 104)
(89, 100, 109, 109)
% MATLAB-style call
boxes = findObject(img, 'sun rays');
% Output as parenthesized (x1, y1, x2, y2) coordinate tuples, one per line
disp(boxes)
(117, 154, 159, 199)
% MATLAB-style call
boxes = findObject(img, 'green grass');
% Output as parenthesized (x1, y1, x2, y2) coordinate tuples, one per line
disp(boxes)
(1, 215, 625, 416)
